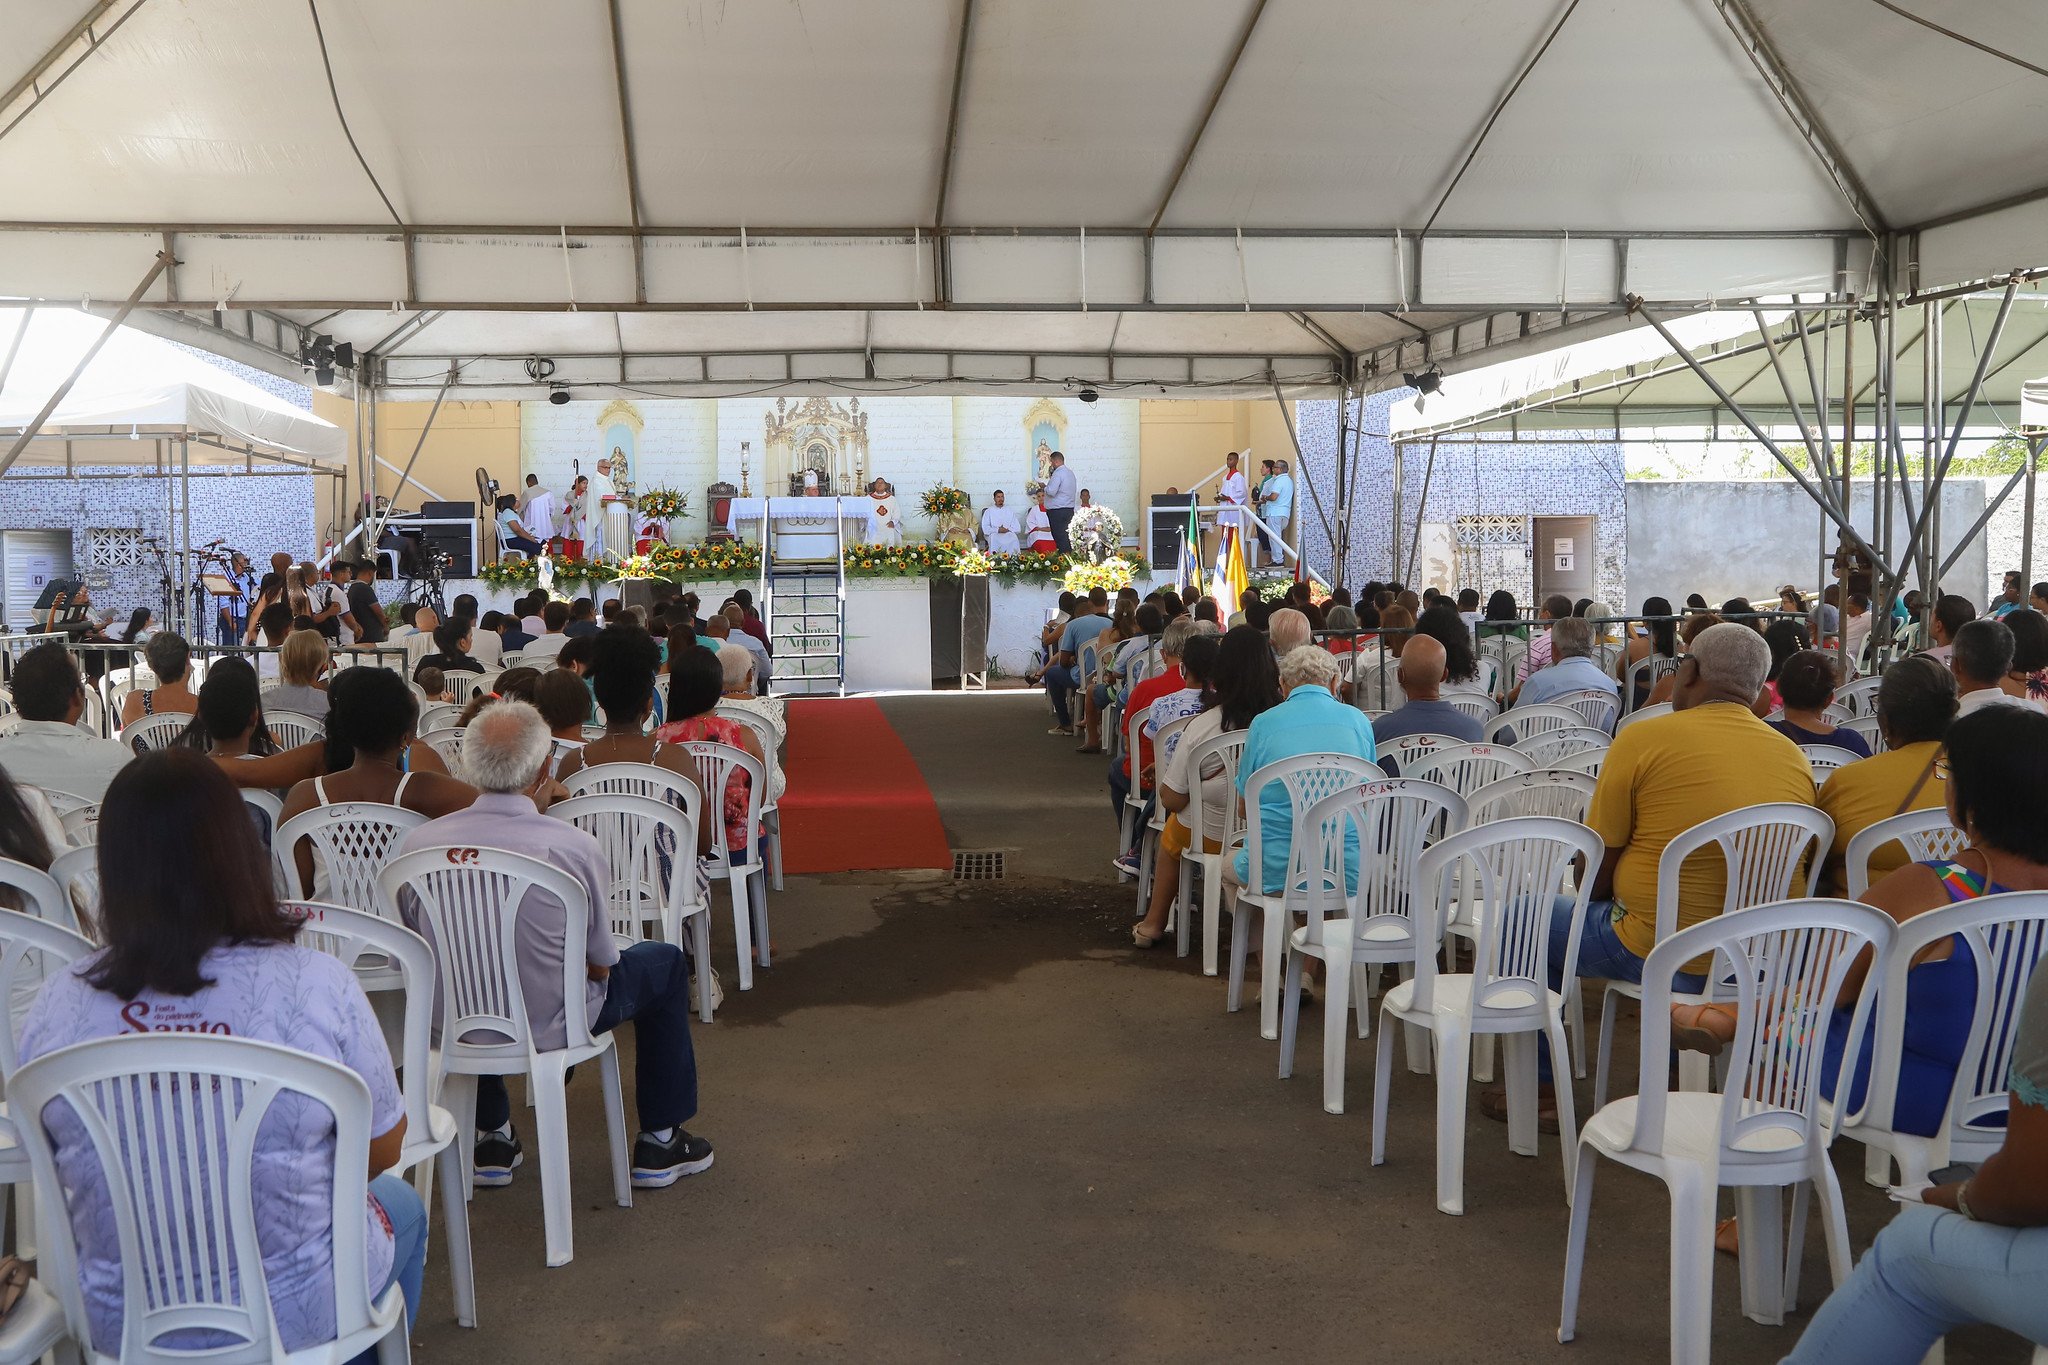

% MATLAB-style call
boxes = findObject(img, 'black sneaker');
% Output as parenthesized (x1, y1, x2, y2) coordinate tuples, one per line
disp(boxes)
(631, 1129, 715, 1188)
(472, 1128, 524, 1188)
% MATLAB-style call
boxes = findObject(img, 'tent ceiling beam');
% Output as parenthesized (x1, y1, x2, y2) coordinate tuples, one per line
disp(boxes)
(604, 0, 647, 304)
(0, 0, 149, 145)
(1147, 0, 1270, 238)
(1420, 0, 1581, 238)
(1712, 0, 1887, 235)
(931, 0, 974, 234)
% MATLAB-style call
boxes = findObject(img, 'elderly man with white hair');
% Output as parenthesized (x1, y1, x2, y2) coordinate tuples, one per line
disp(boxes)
(398, 700, 716, 1190)
(1481, 621, 1816, 1131)
(1266, 606, 1312, 658)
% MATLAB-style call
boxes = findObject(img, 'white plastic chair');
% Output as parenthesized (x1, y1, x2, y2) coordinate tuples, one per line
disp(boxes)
(1834, 675, 1882, 716)
(0, 858, 75, 933)
(1174, 730, 1248, 976)
(417, 702, 465, 735)
(119, 712, 189, 754)
(1132, 711, 1197, 916)
(46, 846, 97, 935)
(1799, 743, 1860, 784)
(379, 846, 632, 1269)
(1621, 654, 1679, 712)
(1470, 656, 1501, 698)
(56, 801, 98, 847)
(1228, 752, 1382, 1042)
(1115, 701, 1154, 866)
(417, 727, 466, 764)
(32, 789, 93, 822)
(1372, 817, 1606, 1214)
(678, 741, 772, 991)
(1617, 700, 1675, 732)
(0, 906, 95, 1260)
(1544, 746, 1609, 778)
(240, 788, 283, 847)
(1843, 807, 1966, 899)
(548, 792, 716, 1022)
(1466, 769, 1597, 824)
(1514, 726, 1610, 768)
(1441, 691, 1499, 726)
(11, 1032, 413, 1363)
(1560, 899, 1897, 1357)
(1399, 742, 1531, 803)
(1843, 890, 2048, 1194)
(1376, 731, 1461, 777)
(1551, 687, 1620, 734)
(1592, 803, 1835, 1109)
(1277, 778, 1468, 1113)
(1836, 713, 1885, 751)
(712, 703, 784, 891)
(274, 802, 430, 922)
(264, 709, 322, 749)
(1485, 703, 1581, 745)
(284, 900, 477, 1328)
(440, 670, 483, 700)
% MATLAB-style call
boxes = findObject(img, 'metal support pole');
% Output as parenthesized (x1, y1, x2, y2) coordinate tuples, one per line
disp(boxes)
(365, 362, 455, 549)
(1404, 435, 1440, 586)
(179, 436, 193, 637)
(0, 250, 172, 477)
(2024, 435, 2042, 595)
(1389, 440, 1405, 581)
(1900, 277, 2018, 593)
(1752, 306, 1845, 517)
(1937, 457, 2035, 580)
(0, 306, 30, 395)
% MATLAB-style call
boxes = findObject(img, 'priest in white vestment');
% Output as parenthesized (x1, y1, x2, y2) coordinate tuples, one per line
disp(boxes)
(582, 463, 616, 559)
(979, 490, 1021, 553)
(867, 479, 902, 547)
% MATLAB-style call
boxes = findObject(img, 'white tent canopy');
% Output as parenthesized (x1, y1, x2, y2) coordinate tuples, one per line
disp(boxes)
(2, 0, 2046, 397)
(0, 308, 345, 467)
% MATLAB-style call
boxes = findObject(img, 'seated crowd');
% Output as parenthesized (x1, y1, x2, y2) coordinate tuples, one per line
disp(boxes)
(0, 581, 789, 1356)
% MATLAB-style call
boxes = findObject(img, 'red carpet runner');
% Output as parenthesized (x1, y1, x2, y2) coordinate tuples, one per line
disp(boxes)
(778, 698, 951, 874)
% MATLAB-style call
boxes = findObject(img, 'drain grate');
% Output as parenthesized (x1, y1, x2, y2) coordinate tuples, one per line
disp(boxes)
(952, 849, 1006, 880)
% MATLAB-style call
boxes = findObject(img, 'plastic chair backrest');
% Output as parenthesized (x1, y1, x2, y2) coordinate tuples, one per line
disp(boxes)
(560, 761, 704, 828)
(1625, 899, 1894, 1159)
(1844, 807, 1966, 898)
(121, 712, 190, 754)
(417, 702, 465, 736)
(1837, 714, 1885, 751)
(240, 788, 283, 848)
(1442, 691, 1500, 725)
(1400, 742, 1532, 800)
(418, 727, 466, 763)
(1513, 726, 1611, 767)
(0, 856, 75, 931)
(1466, 769, 1597, 824)
(1076, 636, 1104, 692)
(1411, 817, 1604, 1018)
(1353, 653, 1398, 711)
(678, 741, 767, 863)
(1152, 710, 1197, 770)
(713, 703, 777, 761)
(34, 788, 94, 819)
(440, 670, 483, 700)
(1178, 729, 1248, 858)
(273, 802, 430, 917)
(46, 846, 98, 933)
(548, 792, 698, 943)
(265, 710, 322, 750)
(1122, 700, 1153, 772)
(0, 907, 92, 1074)
(1239, 752, 1381, 900)
(281, 900, 438, 1138)
(1294, 777, 1468, 952)
(379, 844, 600, 1061)
(1800, 743, 1861, 783)
(1471, 656, 1501, 698)
(1379, 731, 1462, 776)
(1616, 701, 1674, 732)
(1858, 890, 2048, 1157)
(58, 800, 99, 846)
(1551, 687, 1620, 734)
(11, 1033, 385, 1363)
(1485, 703, 1581, 744)
(1544, 746, 1609, 778)
(1651, 803, 1833, 945)
(1835, 676, 1882, 716)
(1621, 654, 1679, 712)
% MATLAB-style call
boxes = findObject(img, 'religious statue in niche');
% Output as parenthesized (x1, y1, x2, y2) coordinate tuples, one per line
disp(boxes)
(765, 395, 870, 497)
(1021, 397, 1069, 494)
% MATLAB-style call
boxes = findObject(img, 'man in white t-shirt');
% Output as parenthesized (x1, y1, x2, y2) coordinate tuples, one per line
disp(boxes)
(979, 490, 1021, 553)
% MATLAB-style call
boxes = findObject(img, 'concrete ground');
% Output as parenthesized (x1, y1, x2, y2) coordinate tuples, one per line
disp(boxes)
(414, 692, 2030, 1364)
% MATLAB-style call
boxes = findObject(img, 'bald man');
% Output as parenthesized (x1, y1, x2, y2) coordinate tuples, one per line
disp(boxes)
(1369, 633, 1484, 768)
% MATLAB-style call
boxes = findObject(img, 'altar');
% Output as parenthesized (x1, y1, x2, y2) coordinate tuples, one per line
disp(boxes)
(723, 495, 880, 560)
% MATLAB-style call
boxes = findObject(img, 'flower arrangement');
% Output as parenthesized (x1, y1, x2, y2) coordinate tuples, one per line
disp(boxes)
(1063, 557, 1137, 595)
(920, 484, 971, 519)
(844, 540, 966, 578)
(634, 487, 690, 519)
(1070, 504, 1126, 563)
(953, 547, 995, 578)
(478, 540, 761, 589)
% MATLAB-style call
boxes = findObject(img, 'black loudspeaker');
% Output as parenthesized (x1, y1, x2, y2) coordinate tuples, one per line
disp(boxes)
(420, 500, 475, 520)
(1149, 492, 1195, 570)
(413, 526, 474, 578)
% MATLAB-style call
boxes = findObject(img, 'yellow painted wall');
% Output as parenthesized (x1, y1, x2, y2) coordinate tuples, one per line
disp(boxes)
(310, 391, 523, 550)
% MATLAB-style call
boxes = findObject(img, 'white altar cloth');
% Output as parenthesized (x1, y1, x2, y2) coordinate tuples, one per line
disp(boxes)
(723, 496, 881, 541)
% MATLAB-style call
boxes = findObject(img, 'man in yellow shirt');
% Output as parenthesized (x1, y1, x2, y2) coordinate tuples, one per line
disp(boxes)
(1485, 623, 1817, 1123)
(1817, 658, 1956, 894)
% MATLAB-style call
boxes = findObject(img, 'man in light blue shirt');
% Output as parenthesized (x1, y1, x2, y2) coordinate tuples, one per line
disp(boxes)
(1042, 452, 1078, 553)
(1232, 646, 1378, 894)
(1042, 587, 1112, 734)
(1516, 617, 1619, 707)
(1257, 459, 1295, 567)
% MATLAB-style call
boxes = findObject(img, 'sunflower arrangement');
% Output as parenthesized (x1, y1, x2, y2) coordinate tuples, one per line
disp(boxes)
(953, 546, 995, 578)
(633, 487, 690, 519)
(844, 539, 969, 578)
(919, 485, 971, 519)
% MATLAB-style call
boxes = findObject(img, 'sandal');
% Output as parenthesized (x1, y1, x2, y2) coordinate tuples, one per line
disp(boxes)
(1670, 1003, 1739, 1056)
(1131, 922, 1168, 948)
(1477, 1084, 1559, 1136)
(1714, 1217, 1740, 1257)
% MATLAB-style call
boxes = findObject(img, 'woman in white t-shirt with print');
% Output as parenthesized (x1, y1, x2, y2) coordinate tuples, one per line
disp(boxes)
(1132, 626, 1282, 947)
(19, 749, 426, 1358)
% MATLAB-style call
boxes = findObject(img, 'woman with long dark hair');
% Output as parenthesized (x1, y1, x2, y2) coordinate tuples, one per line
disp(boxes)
(1478, 589, 1524, 641)
(180, 656, 327, 791)
(1414, 603, 1482, 692)
(1132, 627, 1280, 946)
(18, 749, 427, 1356)
(1616, 595, 1679, 709)
(0, 764, 62, 914)
(118, 607, 152, 643)
(241, 571, 286, 645)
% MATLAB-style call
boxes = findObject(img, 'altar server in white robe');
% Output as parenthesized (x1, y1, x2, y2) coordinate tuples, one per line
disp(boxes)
(979, 489, 1021, 553)
(867, 479, 903, 547)
(1217, 449, 1248, 534)
(559, 476, 589, 557)
(1023, 493, 1057, 556)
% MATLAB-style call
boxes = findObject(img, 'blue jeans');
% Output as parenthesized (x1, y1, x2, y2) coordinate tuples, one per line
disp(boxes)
(476, 941, 700, 1134)
(1538, 896, 1702, 1085)
(1782, 1204, 2048, 1363)
(1044, 664, 1080, 727)
(349, 1172, 426, 1364)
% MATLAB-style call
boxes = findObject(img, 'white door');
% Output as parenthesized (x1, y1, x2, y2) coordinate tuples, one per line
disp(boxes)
(1, 531, 76, 630)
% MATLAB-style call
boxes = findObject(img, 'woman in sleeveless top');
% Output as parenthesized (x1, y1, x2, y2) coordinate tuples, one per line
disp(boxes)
(654, 645, 765, 854)
(552, 626, 713, 858)
(276, 668, 476, 899)
(117, 631, 200, 730)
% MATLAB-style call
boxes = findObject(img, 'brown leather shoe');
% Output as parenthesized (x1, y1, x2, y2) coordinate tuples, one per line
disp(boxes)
(1476, 1083, 1559, 1136)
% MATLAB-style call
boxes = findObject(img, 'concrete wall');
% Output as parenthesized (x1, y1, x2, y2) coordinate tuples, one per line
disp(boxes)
(1624, 479, 1988, 609)
(312, 392, 523, 544)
